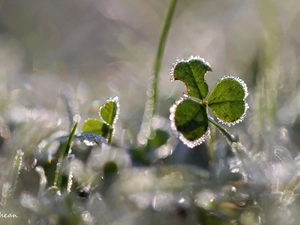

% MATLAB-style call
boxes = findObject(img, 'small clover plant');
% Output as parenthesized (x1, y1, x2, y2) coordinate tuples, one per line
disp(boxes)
(170, 56, 249, 148)
(82, 96, 120, 144)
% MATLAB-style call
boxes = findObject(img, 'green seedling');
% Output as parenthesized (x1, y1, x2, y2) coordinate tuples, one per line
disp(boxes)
(170, 56, 248, 148)
(54, 122, 77, 189)
(82, 96, 120, 145)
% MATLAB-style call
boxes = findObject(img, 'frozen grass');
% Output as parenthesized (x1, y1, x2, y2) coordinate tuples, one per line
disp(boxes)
(0, 0, 300, 225)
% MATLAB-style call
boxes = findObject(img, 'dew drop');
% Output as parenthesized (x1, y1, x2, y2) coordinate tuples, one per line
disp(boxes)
(178, 197, 185, 204)
(76, 132, 107, 146)
(195, 189, 215, 210)
(73, 114, 81, 123)
(81, 211, 93, 223)
(152, 192, 174, 212)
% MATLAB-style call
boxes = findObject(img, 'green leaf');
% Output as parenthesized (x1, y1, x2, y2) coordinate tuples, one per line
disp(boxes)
(82, 119, 109, 137)
(99, 96, 119, 127)
(208, 76, 248, 126)
(54, 122, 77, 189)
(170, 97, 209, 148)
(171, 56, 212, 100)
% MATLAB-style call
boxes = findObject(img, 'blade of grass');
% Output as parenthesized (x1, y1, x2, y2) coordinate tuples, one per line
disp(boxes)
(1, 149, 24, 206)
(138, 0, 178, 145)
(10, 149, 24, 195)
(54, 122, 78, 189)
(152, 0, 178, 114)
(35, 166, 47, 197)
(254, 0, 280, 148)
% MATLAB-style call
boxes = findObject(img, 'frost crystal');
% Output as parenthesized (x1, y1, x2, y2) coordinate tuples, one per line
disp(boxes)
(178, 129, 210, 148)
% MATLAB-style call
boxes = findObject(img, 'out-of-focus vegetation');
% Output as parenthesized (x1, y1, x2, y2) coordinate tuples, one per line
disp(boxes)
(0, 0, 300, 224)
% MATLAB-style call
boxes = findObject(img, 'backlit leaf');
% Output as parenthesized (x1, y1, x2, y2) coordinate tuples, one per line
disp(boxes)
(208, 76, 248, 126)
(170, 97, 209, 148)
(99, 96, 120, 127)
(82, 119, 109, 137)
(170, 56, 212, 100)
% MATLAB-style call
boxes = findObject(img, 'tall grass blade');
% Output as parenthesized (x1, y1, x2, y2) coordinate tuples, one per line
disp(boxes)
(138, 0, 178, 145)
(54, 122, 77, 189)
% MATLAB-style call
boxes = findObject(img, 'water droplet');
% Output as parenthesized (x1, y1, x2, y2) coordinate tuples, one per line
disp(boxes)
(195, 190, 215, 210)
(279, 127, 290, 142)
(81, 211, 93, 223)
(73, 114, 81, 123)
(46, 186, 61, 196)
(178, 197, 185, 204)
(152, 192, 174, 211)
(76, 132, 107, 146)
(146, 89, 154, 97)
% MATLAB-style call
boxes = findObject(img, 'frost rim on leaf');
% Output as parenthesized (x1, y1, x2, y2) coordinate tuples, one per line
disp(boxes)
(169, 96, 210, 148)
(170, 55, 211, 82)
(99, 96, 120, 128)
(213, 75, 249, 127)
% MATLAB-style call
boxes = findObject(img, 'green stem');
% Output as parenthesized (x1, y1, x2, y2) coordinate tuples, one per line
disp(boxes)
(151, 0, 178, 116)
(138, 0, 177, 145)
(108, 128, 113, 145)
(54, 122, 77, 189)
(208, 117, 251, 181)
(208, 117, 237, 143)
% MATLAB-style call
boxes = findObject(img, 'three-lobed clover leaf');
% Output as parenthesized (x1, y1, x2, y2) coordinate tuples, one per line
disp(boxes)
(82, 96, 120, 142)
(169, 56, 248, 148)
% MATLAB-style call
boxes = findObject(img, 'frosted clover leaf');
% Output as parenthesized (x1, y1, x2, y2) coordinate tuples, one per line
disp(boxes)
(170, 56, 248, 148)
(208, 75, 248, 126)
(82, 96, 120, 144)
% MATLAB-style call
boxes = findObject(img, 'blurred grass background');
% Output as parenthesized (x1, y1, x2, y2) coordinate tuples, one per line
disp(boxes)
(0, 0, 300, 224)
(1, 0, 300, 135)
(0, 0, 299, 175)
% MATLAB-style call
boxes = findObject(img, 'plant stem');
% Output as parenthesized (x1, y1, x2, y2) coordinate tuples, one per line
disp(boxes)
(208, 117, 237, 143)
(152, 0, 177, 115)
(54, 122, 77, 189)
(108, 128, 113, 145)
(208, 117, 251, 182)
(138, 0, 177, 145)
